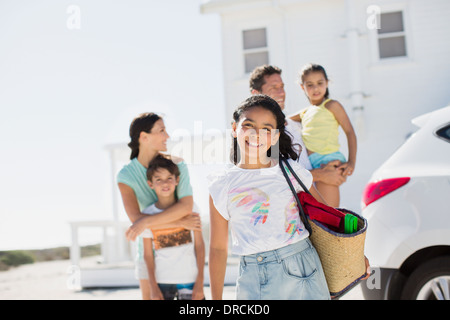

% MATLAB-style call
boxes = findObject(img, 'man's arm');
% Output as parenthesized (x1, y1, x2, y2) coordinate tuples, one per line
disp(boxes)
(310, 160, 346, 186)
(309, 184, 328, 205)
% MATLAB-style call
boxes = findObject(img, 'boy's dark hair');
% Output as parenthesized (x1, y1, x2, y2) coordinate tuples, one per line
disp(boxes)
(146, 154, 180, 181)
(249, 65, 282, 92)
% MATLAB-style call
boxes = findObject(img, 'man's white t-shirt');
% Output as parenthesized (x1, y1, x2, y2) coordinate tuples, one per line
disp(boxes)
(141, 204, 198, 284)
(285, 118, 312, 170)
(208, 159, 312, 256)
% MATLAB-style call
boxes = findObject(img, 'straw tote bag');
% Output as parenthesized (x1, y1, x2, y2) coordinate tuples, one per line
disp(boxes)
(279, 157, 368, 299)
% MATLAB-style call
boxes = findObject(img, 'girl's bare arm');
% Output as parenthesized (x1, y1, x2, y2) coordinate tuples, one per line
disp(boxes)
(208, 195, 229, 300)
(326, 100, 357, 176)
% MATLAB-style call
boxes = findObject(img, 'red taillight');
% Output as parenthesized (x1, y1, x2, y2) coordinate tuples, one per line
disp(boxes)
(362, 177, 410, 207)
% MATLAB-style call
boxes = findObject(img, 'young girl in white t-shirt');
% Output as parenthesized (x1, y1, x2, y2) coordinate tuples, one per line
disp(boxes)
(208, 94, 330, 300)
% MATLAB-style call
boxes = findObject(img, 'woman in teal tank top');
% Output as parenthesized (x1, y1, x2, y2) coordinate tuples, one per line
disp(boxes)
(117, 112, 201, 300)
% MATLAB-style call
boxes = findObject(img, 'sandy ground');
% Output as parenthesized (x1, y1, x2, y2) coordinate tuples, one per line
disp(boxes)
(0, 258, 364, 300)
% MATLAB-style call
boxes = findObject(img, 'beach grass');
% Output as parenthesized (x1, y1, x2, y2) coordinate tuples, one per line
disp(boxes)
(0, 244, 101, 271)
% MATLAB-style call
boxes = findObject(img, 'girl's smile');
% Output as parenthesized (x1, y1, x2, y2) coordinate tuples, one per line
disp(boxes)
(246, 140, 264, 148)
(233, 106, 280, 168)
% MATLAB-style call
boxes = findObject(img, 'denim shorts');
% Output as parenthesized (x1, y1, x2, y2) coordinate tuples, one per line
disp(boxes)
(236, 238, 330, 300)
(309, 151, 346, 169)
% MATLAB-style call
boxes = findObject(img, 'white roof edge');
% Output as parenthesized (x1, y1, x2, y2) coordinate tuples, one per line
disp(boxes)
(200, 0, 317, 14)
(200, 0, 270, 14)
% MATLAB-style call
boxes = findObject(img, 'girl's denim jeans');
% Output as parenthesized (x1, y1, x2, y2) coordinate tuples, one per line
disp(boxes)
(236, 238, 330, 300)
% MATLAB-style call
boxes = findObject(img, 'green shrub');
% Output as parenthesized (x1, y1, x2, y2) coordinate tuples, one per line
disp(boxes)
(0, 243, 101, 271)
(0, 251, 35, 267)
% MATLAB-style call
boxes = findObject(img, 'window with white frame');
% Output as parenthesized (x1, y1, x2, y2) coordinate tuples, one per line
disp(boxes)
(378, 11, 407, 59)
(243, 28, 269, 73)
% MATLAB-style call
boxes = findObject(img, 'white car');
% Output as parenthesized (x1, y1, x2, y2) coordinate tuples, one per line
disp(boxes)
(361, 106, 450, 300)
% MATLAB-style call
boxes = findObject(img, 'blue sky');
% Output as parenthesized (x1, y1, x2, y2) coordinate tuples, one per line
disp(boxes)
(0, 0, 225, 250)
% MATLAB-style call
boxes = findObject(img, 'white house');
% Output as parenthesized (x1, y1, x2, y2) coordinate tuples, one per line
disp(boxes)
(200, 0, 450, 210)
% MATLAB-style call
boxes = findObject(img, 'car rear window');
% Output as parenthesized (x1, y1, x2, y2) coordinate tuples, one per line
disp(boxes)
(436, 124, 450, 143)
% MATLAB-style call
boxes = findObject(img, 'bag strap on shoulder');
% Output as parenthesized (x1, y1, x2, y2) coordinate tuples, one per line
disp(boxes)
(279, 156, 313, 235)
(281, 157, 313, 197)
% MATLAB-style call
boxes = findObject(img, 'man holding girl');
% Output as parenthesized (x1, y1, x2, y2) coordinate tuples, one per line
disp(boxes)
(248, 64, 349, 198)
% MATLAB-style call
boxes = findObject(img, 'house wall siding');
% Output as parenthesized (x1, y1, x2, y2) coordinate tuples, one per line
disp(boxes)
(203, 0, 450, 210)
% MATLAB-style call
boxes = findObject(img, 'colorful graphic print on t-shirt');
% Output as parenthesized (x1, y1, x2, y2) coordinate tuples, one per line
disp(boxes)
(229, 187, 270, 226)
(229, 186, 303, 240)
(284, 196, 303, 241)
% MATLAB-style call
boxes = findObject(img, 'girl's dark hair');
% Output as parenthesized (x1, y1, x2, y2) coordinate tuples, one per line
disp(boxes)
(146, 154, 180, 181)
(231, 94, 299, 164)
(299, 63, 330, 99)
(128, 112, 162, 160)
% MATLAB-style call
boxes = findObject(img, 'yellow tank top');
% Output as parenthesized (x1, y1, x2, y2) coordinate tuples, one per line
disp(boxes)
(301, 99, 340, 154)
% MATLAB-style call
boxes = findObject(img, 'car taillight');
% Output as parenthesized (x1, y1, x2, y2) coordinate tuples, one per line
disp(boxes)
(362, 177, 410, 207)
